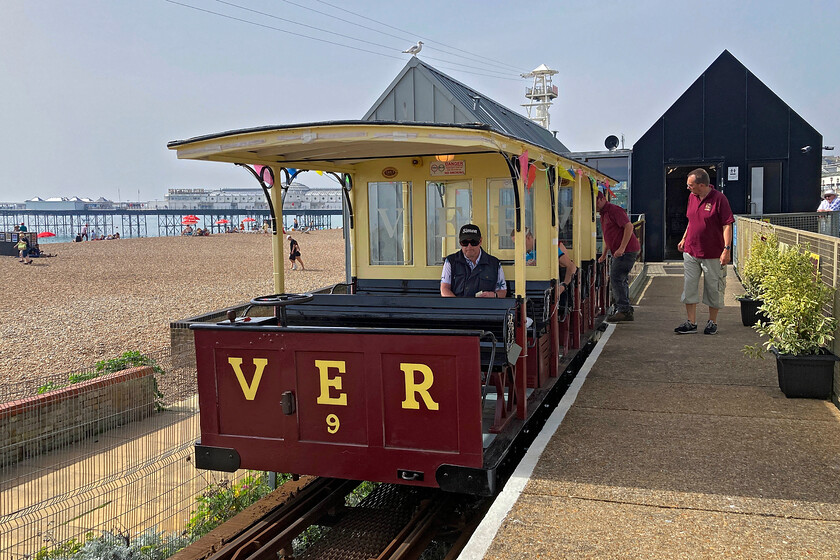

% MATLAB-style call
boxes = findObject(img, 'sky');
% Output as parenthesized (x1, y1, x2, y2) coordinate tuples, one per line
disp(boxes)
(0, 0, 837, 202)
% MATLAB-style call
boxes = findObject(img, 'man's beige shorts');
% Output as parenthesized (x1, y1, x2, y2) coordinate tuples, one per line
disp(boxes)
(681, 253, 727, 309)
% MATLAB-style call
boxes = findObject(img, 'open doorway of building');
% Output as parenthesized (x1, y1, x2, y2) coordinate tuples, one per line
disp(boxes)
(664, 164, 719, 260)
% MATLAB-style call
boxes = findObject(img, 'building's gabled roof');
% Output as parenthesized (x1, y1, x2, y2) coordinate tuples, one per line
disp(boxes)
(363, 58, 570, 155)
(635, 49, 820, 146)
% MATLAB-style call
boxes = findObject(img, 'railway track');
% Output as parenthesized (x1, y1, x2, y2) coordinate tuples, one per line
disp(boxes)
(175, 477, 489, 560)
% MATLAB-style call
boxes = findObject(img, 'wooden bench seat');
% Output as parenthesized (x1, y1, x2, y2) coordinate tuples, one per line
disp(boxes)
(283, 294, 516, 369)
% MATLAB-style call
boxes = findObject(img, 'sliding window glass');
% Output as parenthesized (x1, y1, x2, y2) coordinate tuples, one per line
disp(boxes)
(368, 181, 413, 265)
(487, 178, 534, 262)
(557, 185, 573, 249)
(426, 180, 471, 265)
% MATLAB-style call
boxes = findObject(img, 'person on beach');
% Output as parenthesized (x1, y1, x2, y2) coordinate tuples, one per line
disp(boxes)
(597, 190, 641, 322)
(441, 224, 506, 298)
(287, 234, 304, 270)
(675, 169, 734, 335)
(16, 234, 33, 264)
(81, 224, 88, 241)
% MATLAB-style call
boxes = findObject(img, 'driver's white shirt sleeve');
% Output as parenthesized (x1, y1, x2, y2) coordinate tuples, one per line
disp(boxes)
(441, 259, 452, 285)
(496, 266, 507, 292)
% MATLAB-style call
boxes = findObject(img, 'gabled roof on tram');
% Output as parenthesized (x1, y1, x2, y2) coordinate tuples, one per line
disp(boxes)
(364, 58, 570, 155)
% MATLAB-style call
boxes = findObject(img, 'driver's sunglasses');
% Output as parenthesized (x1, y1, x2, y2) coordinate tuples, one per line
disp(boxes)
(460, 239, 480, 247)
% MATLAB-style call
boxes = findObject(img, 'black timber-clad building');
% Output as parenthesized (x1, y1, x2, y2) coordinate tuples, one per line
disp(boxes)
(631, 50, 823, 261)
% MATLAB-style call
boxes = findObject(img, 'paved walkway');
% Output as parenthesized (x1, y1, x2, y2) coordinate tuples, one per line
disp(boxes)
(462, 264, 840, 559)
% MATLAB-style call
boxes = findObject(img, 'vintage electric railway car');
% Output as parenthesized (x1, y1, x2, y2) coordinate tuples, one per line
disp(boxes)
(168, 121, 613, 495)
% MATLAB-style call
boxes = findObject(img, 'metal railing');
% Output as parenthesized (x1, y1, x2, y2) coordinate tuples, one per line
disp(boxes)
(743, 211, 840, 237)
(0, 349, 252, 558)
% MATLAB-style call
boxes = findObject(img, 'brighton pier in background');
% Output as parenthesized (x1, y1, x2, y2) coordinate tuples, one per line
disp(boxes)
(0, 184, 343, 242)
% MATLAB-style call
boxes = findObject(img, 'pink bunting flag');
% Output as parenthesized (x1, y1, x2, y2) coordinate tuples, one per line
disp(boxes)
(254, 165, 274, 186)
(518, 151, 529, 183)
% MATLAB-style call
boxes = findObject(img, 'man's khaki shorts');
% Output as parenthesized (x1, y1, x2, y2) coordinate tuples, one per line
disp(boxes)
(681, 253, 727, 309)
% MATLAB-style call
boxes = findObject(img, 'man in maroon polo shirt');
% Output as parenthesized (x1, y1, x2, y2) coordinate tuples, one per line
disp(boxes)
(675, 169, 734, 335)
(597, 191, 641, 322)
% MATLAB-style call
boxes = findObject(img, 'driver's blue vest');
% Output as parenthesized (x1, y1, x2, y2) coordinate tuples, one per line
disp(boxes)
(445, 251, 501, 297)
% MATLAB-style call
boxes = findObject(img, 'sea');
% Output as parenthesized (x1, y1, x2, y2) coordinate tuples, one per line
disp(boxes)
(34, 214, 343, 244)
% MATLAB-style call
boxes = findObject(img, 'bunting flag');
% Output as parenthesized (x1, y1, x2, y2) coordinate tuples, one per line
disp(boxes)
(526, 163, 536, 191)
(254, 165, 274, 186)
(518, 151, 529, 181)
(558, 167, 575, 182)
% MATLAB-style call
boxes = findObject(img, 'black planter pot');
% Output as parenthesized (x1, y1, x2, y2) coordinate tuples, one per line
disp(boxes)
(737, 296, 767, 327)
(772, 347, 838, 399)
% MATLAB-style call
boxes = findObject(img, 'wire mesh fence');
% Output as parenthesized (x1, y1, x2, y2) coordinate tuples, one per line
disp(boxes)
(744, 211, 840, 237)
(0, 347, 252, 559)
(735, 215, 839, 334)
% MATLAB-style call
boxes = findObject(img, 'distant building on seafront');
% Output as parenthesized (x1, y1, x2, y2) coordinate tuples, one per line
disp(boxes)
(148, 184, 341, 211)
(25, 196, 115, 210)
(823, 156, 840, 194)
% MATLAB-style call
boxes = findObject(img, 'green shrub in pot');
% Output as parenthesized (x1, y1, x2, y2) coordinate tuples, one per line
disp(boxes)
(739, 232, 779, 300)
(744, 241, 836, 357)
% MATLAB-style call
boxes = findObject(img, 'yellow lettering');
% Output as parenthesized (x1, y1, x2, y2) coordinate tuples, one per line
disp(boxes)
(228, 357, 268, 401)
(316, 360, 347, 406)
(400, 363, 439, 411)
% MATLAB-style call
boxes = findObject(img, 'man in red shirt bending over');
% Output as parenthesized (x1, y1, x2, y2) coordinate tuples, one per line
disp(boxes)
(675, 169, 734, 335)
(597, 191, 641, 322)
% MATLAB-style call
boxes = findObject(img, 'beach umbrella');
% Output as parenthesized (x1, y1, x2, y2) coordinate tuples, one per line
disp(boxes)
(182, 219, 198, 225)
(215, 219, 229, 225)
(37, 231, 56, 238)
(242, 217, 256, 222)
(183, 215, 199, 221)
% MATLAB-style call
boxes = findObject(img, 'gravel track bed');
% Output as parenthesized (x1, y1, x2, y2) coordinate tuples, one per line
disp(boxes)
(0, 230, 345, 399)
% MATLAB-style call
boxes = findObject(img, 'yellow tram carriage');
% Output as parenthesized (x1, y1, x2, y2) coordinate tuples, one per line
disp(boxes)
(169, 120, 613, 495)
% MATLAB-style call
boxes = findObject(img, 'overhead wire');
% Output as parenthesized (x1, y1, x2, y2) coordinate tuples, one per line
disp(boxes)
(311, 0, 527, 73)
(165, 0, 526, 80)
(212, 0, 520, 78)
(164, 0, 405, 61)
(273, 0, 527, 75)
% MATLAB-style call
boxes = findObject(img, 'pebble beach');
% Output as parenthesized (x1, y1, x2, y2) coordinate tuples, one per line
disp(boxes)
(0, 230, 345, 398)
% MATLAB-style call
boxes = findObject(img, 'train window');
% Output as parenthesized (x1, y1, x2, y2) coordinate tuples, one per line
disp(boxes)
(425, 180, 472, 265)
(368, 181, 413, 265)
(557, 185, 574, 250)
(486, 178, 534, 262)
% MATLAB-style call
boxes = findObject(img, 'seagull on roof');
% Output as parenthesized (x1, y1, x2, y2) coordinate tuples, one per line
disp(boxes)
(402, 41, 423, 55)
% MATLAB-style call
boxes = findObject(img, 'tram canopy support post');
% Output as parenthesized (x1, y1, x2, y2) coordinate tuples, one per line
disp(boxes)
(270, 166, 285, 294)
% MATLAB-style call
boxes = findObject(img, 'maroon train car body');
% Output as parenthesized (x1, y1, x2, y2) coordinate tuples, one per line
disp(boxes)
(194, 326, 486, 488)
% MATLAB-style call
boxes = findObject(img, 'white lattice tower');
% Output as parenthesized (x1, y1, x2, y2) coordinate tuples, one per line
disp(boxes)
(521, 64, 559, 130)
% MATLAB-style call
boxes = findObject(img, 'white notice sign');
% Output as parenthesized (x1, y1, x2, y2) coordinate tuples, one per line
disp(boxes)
(728, 166, 739, 181)
(430, 160, 466, 176)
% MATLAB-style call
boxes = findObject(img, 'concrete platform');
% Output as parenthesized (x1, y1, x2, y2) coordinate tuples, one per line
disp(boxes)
(461, 266, 840, 559)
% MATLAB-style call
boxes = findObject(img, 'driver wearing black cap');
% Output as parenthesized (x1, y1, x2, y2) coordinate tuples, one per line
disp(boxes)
(440, 224, 507, 298)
